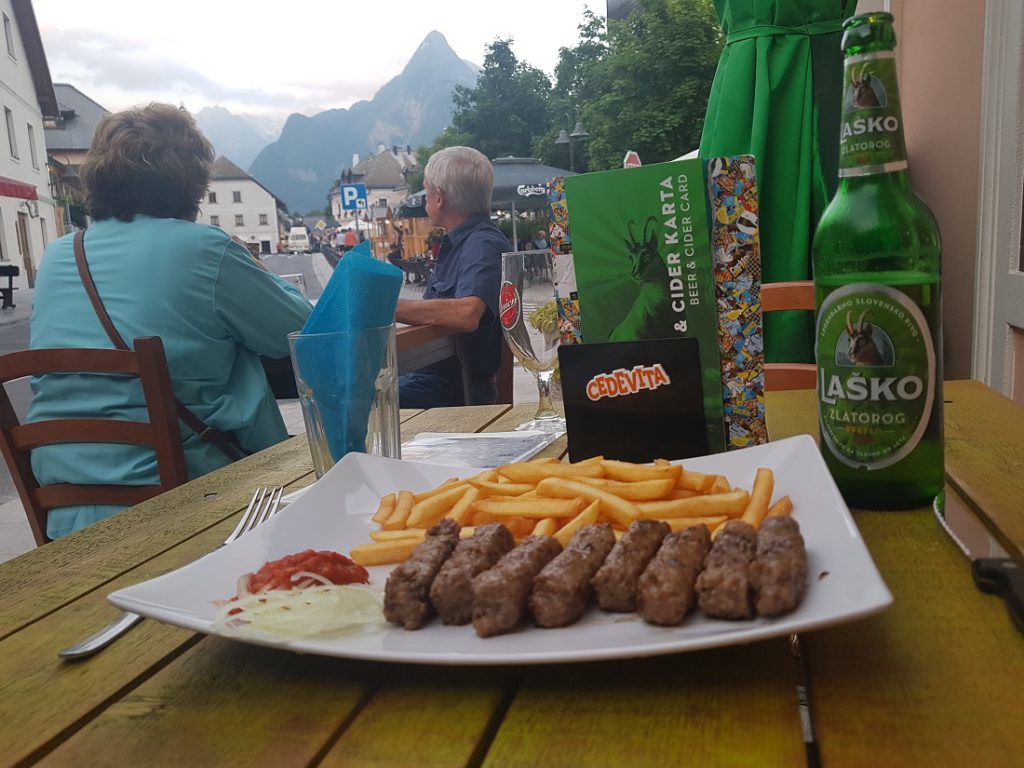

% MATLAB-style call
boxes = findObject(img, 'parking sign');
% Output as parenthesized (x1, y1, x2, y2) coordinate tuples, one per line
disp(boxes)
(339, 183, 368, 211)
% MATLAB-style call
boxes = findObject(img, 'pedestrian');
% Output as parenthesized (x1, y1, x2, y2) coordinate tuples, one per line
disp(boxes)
(395, 146, 508, 408)
(27, 103, 312, 540)
(342, 228, 357, 251)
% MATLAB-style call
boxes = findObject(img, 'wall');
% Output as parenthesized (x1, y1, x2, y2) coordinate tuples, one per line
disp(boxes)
(197, 178, 281, 253)
(890, 0, 985, 379)
(0, 0, 57, 289)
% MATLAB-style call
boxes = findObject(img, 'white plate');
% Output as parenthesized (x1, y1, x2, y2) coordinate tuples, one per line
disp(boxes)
(108, 435, 892, 665)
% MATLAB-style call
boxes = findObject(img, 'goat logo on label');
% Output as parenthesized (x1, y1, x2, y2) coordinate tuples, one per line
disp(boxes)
(836, 310, 895, 367)
(846, 64, 887, 110)
(499, 282, 521, 329)
(609, 216, 671, 342)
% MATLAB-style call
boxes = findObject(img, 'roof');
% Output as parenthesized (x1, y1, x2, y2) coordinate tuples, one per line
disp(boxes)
(350, 148, 419, 189)
(44, 83, 110, 152)
(10, 0, 58, 118)
(210, 155, 288, 211)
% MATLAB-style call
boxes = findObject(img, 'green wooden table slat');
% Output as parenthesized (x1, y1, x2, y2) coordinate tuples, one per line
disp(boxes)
(0, 437, 316, 639)
(806, 509, 1024, 768)
(942, 379, 1024, 556)
(0, 512, 289, 765)
(319, 666, 520, 768)
(38, 640, 383, 768)
(482, 642, 806, 768)
(766, 382, 1024, 767)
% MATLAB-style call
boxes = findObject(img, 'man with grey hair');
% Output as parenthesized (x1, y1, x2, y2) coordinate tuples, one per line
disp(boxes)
(396, 146, 509, 407)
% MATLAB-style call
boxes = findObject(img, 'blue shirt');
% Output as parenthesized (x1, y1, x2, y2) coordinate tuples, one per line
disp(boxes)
(424, 215, 509, 375)
(29, 216, 313, 539)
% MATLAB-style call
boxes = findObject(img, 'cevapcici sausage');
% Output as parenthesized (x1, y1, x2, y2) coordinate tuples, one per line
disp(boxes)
(472, 535, 562, 638)
(430, 523, 515, 625)
(592, 519, 669, 612)
(749, 516, 807, 616)
(530, 524, 615, 628)
(636, 524, 712, 625)
(695, 520, 757, 619)
(384, 517, 460, 630)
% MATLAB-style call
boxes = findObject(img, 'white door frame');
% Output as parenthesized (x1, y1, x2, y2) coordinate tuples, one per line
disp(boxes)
(973, 0, 1024, 396)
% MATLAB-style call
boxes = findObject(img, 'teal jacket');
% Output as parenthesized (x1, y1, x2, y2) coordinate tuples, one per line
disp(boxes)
(29, 216, 312, 539)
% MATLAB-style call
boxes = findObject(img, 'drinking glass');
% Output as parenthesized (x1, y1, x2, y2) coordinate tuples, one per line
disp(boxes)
(500, 250, 566, 433)
(288, 325, 401, 478)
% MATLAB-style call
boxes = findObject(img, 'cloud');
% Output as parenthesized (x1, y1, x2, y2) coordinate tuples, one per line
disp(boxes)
(43, 28, 380, 116)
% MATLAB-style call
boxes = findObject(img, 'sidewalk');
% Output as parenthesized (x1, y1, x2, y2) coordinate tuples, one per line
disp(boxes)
(0, 286, 32, 328)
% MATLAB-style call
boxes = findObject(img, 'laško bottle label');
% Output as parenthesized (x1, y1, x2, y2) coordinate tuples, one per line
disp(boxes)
(839, 51, 907, 176)
(816, 283, 937, 470)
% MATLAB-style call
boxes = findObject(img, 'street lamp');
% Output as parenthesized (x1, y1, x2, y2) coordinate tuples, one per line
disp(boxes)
(554, 114, 589, 172)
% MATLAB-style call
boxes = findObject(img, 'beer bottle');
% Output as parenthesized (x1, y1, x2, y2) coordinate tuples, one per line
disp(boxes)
(811, 12, 943, 509)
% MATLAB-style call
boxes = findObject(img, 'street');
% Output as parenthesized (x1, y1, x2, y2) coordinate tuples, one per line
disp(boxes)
(0, 250, 325, 508)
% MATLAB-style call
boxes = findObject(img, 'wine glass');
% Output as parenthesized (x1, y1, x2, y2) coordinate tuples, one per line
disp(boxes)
(500, 250, 566, 433)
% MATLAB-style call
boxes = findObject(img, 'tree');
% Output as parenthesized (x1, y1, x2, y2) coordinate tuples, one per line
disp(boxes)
(580, 0, 722, 170)
(450, 39, 552, 159)
(538, 9, 610, 171)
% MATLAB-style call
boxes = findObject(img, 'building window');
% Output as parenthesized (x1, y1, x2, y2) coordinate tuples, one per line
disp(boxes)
(3, 14, 14, 59)
(27, 124, 37, 168)
(208, 191, 217, 204)
(210, 215, 220, 227)
(5, 108, 17, 159)
(232, 191, 242, 203)
(259, 213, 268, 226)
(235, 214, 244, 226)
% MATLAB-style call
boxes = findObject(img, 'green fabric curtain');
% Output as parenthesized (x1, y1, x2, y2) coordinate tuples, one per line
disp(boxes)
(699, 0, 858, 363)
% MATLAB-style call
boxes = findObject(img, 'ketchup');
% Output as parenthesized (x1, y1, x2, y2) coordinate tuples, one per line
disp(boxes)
(244, 550, 369, 594)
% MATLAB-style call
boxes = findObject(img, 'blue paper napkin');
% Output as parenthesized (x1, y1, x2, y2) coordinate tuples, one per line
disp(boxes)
(294, 242, 403, 459)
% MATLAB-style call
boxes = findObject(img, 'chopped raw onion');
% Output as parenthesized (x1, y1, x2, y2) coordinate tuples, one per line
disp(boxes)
(289, 570, 333, 588)
(213, 584, 385, 639)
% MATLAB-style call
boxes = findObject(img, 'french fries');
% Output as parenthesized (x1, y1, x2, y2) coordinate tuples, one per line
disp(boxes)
(348, 456, 794, 567)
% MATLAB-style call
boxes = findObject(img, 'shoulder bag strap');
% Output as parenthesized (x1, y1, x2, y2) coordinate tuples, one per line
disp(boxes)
(72, 230, 246, 462)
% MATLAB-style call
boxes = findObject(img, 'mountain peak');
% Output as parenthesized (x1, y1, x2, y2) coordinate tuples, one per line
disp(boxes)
(404, 30, 467, 73)
(249, 32, 480, 212)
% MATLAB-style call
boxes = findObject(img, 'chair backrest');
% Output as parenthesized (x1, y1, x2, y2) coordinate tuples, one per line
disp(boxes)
(454, 334, 515, 406)
(0, 336, 188, 546)
(761, 281, 817, 391)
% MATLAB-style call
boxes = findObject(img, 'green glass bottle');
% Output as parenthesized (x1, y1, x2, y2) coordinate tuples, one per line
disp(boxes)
(811, 12, 944, 510)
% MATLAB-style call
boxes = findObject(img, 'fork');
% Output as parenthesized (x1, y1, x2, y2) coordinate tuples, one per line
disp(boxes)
(57, 486, 285, 660)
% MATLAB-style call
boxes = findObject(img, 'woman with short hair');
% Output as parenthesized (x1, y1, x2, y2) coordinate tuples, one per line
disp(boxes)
(29, 104, 311, 540)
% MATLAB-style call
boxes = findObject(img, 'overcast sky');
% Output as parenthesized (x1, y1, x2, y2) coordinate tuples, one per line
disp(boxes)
(35, 1, 598, 121)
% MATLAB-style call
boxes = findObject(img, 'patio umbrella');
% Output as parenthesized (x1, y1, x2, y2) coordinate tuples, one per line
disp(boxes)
(396, 190, 426, 218)
(397, 158, 577, 243)
(699, 0, 858, 364)
(491, 157, 576, 245)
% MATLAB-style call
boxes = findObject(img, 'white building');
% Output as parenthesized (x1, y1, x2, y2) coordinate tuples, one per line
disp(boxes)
(197, 156, 288, 254)
(0, 0, 58, 294)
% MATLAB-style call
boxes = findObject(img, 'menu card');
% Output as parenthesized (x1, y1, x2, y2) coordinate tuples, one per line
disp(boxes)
(564, 159, 725, 453)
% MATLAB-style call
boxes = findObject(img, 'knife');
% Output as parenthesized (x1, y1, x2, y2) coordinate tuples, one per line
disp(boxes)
(933, 485, 1024, 633)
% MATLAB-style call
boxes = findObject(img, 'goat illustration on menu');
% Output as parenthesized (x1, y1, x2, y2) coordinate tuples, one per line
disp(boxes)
(609, 217, 674, 342)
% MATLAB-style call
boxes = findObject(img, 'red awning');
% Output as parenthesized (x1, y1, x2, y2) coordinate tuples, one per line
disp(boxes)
(0, 175, 38, 200)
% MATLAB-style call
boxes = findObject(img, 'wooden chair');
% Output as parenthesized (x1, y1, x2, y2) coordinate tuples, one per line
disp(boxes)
(761, 281, 817, 391)
(0, 337, 189, 546)
(455, 335, 516, 406)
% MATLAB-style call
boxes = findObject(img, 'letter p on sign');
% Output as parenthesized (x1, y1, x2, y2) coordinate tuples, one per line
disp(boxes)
(340, 183, 368, 211)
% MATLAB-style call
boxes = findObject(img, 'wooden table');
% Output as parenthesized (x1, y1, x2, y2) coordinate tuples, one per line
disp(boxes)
(1, 382, 1021, 767)
(396, 323, 457, 377)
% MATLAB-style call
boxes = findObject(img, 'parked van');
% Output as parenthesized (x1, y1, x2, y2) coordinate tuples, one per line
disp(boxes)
(286, 227, 311, 254)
